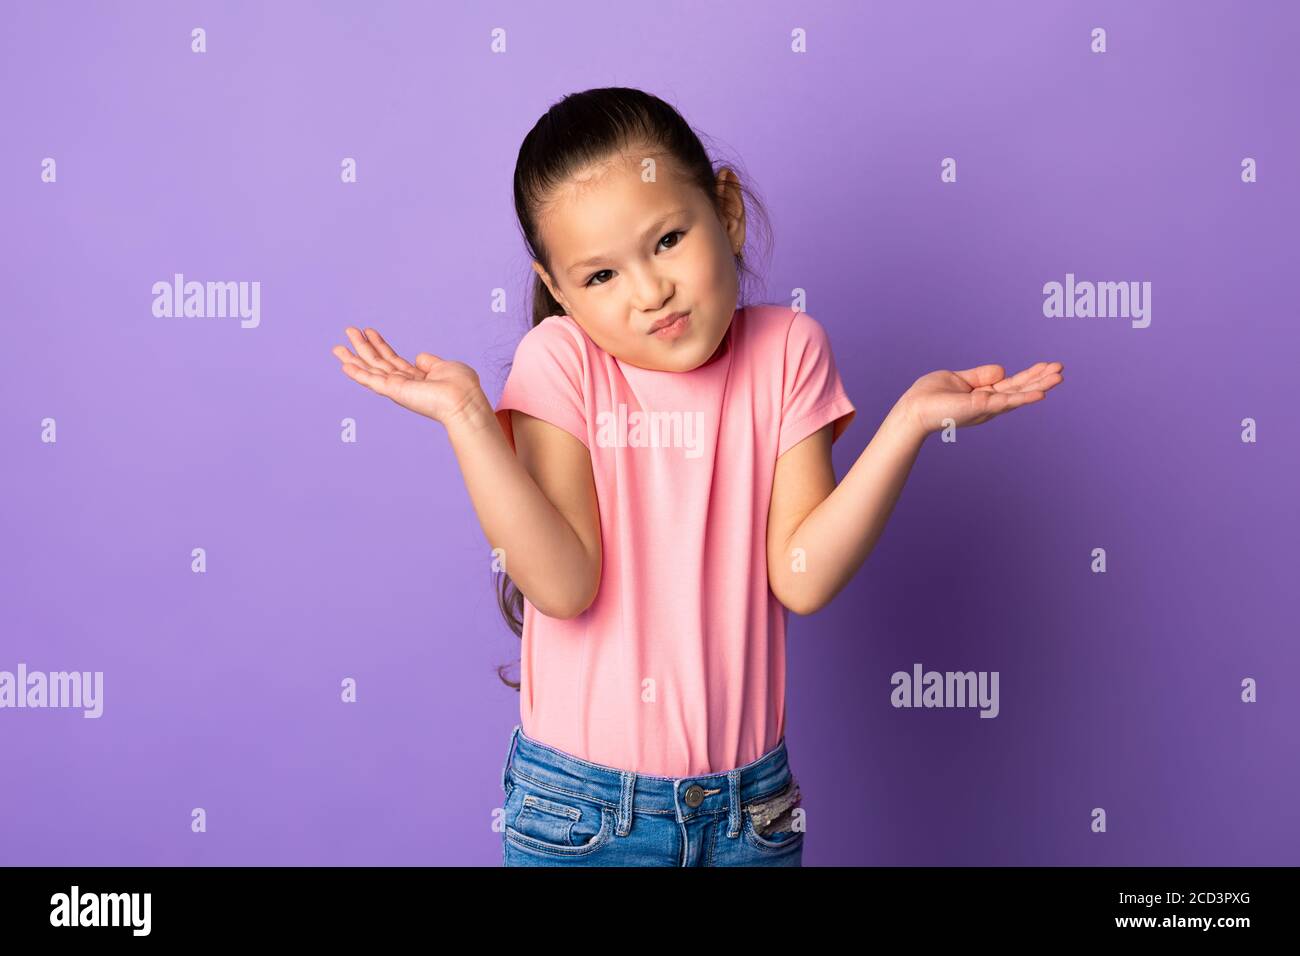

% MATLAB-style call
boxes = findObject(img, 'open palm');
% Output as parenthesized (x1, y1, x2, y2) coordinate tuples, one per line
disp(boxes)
(903, 361, 1064, 434)
(331, 327, 484, 426)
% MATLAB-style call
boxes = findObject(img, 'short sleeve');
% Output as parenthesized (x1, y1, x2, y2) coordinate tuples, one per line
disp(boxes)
(495, 317, 590, 452)
(777, 310, 857, 458)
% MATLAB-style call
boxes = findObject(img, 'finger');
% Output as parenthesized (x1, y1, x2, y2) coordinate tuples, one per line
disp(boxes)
(1018, 362, 1062, 389)
(953, 364, 1004, 389)
(1030, 370, 1064, 392)
(1013, 370, 1063, 394)
(995, 362, 1063, 394)
(363, 327, 419, 375)
(996, 361, 1064, 393)
(990, 362, 1049, 393)
(340, 359, 398, 397)
(345, 327, 396, 372)
(332, 344, 367, 369)
(334, 347, 388, 380)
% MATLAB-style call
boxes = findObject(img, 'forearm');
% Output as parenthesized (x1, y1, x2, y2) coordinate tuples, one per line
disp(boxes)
(441, 392, 597, 618)
(782, 400, 927, 614)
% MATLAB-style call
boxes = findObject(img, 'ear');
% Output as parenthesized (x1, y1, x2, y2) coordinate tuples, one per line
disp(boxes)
(714, 168, 747, 257)
(532, 260, 571, 313)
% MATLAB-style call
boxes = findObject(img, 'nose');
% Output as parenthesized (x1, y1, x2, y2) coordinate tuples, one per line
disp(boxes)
(629, 265, 673, 314)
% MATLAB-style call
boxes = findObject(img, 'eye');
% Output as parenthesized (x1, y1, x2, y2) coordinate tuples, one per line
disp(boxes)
(582, 230, 685, 288)
(657, 229, 684, 251)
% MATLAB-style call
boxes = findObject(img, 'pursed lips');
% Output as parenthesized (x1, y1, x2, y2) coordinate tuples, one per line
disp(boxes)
(648, 311, 688, 334)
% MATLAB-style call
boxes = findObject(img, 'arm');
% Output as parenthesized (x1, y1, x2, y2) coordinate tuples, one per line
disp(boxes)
(444, 396, 601, 620)
(767, 400, 924, 616)
(332, 325, 602, 620)
(767, 361, 1065, 615)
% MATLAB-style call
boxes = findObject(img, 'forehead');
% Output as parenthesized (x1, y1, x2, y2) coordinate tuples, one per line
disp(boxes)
(538, 151, 703, 269)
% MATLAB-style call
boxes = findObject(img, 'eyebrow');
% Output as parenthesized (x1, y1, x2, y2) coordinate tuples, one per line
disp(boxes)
(566, 209, 690, 276)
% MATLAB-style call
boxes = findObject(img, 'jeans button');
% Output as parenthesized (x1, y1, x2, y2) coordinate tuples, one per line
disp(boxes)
(684, 784, 705, 808)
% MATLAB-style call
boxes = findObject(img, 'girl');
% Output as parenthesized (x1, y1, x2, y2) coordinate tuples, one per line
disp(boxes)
(331, 88, 1063, 867)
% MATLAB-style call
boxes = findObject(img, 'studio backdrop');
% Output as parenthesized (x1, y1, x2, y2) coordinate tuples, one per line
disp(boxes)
(2, 0, 1295, 866)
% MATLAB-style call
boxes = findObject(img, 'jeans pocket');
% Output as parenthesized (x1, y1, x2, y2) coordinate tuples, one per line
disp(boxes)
(741, 777, 805, 853)
(503, 771, 614, 858)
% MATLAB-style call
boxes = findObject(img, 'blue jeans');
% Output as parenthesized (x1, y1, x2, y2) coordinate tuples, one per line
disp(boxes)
(499, 724, 804, 866)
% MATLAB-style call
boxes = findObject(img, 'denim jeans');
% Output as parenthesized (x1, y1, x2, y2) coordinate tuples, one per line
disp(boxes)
(499, 724, 804, 866)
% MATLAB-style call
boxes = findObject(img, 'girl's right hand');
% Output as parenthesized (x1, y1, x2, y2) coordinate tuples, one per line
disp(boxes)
(332, 327, 486, 427)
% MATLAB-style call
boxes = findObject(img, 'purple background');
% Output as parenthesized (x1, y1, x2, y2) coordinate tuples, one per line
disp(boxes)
(2, 0, 1296, 866)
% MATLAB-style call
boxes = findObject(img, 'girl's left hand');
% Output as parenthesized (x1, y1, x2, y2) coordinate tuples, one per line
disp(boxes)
(900, 361, 1064, 436)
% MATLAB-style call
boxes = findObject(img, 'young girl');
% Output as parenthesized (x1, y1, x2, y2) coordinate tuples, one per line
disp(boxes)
(331, 87, 1063, 867)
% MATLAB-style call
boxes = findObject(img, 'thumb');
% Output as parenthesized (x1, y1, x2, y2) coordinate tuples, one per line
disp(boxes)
(954, 364, 1004, 388)
(415, 353, 441, 369)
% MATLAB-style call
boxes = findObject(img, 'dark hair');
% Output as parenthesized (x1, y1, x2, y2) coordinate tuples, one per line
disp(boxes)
(493, 87, 773, 690)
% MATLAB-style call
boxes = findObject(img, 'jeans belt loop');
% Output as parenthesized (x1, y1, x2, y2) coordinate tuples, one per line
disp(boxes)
(727, 769, 742, 838)
(500, 724, 521, 793)
(617, 771, 635, 836)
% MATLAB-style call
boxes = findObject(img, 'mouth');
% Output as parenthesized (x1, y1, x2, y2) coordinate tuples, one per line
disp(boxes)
(648, 311, 690, 336)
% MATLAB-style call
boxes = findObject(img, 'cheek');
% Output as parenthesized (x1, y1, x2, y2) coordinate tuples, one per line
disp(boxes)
(698, 234, 738, 289)
(588, 312, 641, 358)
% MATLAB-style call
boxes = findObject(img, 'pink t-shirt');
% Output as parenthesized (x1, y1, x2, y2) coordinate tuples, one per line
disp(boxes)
(493, 304, 856, 776)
